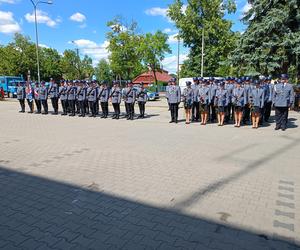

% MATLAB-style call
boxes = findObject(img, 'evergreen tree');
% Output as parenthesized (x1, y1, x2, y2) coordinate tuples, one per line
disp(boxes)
(232, 0, 300, 79)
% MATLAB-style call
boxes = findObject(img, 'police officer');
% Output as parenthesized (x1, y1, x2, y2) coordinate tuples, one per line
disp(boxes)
(225, 77, 235, 123)
(166, 78, 181, 123)
(232, 79, 246, 127)
(95, 81, 100, 115)
(87, 82, 97, 117)
(136, 82, 148, 119)
(110, 81, 122, 119)
(39, 81, 48, 114)
(198, 80, 211, 125)
(58, 81, 68, 116)
(77, 81, 87, 117)
(273, 74, 295, 131)
(209, 77, 218, 123)
(124, 81, 136, 120)
(215, 81, 229, 126)
(263, 76, 273, 122)
(84, 81, 90, 115)
(25, 81, 34, 113)
(249, 80, 265, 129)
(67, 81, 77, 116)
(33, 82, 41, 114)
(243, 77, 252, 124)
(17, 81, 26, 113)
(99, 81, 110, 118)
(182, 81, 194, 124)
(75, 81, 81, 114)
(48, 78, 59, 114)
(191, 77, 200, 122)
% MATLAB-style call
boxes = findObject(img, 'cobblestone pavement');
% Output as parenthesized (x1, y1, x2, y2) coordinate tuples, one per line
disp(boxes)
(0, 100, 300, 250)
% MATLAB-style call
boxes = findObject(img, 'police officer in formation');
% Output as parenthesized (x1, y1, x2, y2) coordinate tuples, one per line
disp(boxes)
(166, 78, 181, 123)
(76, 81, 86, 117)
(232, 79, 246, 127)
(110, 81, 122, 119)
(34, 82, 41, 114)
(191, 77, 200, 122)
(123, 81, 136, 120)
(215, 82, 229, 126)
(17, 82, 26, 113)
(48, 78, 59, 115)
(182, 81, 194, 124)
(99, 81, 109, 118)
(273, 74, 295, 131)
(136, 82, 148, 119)
(39, 81, 48, 114)
(25, 81, 34, 113)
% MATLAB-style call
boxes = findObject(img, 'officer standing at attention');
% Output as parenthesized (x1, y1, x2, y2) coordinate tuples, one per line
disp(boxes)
(77, 81, 87, 117)
(58, 81, 68, 116)
(17, 81, 26, 113)
(166, 78, 181, 123)
(198, 80, 211, 125)
(87, 82, 97, 117)
(191, 77, 200, 122)
(232, 79, 246, 127)
(215, 81, 229, 126)
(209, 77, 218, 123)
(110, 81, 122, 119)
(84, 81, 90, 115)
(243, 77, 252, 124)
(182, 81, 194, 124)
(33, 82, 41, 114)
(48, 78, 59, 115)
(249, 80, 265, 129)
(122, 82, 129, 118)
(25, 81, 34, 113)
(39, 81, 48, 115)
(67, 81, 77, 116)
(124, 81, 136, 120)
(273, 74, 295, 131)
(99, 81, 110, 119)
(95, 81, 100, 115)
(136, 82, 148, 119)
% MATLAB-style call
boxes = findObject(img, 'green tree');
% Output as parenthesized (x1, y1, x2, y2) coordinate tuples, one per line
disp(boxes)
(106, 17, 145, 80)
(81, 55, 94, 79)
(139, 31, 171, 87)
(60, 49, 81, 80)
(40, 47, 62, 81)
(168, 0, 237, 77)
(95, 59, 112, 81)
(232, 0, 300, 79)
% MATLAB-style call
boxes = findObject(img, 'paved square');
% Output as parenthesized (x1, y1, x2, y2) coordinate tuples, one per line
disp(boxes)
(0, 100, 300, 249)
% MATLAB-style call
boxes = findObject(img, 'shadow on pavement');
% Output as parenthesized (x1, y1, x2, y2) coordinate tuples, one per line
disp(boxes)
(0, 166, 299, 250)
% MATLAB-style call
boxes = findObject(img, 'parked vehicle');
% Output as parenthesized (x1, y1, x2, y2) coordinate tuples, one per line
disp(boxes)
(0, 76, 24, 98)
(147, 91, 159, 101)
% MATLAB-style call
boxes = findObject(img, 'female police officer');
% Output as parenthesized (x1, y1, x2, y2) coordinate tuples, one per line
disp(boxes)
(182, 81, 194, 124)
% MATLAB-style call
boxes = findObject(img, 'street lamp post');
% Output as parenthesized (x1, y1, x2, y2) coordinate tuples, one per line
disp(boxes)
(29, 0, 53, 83)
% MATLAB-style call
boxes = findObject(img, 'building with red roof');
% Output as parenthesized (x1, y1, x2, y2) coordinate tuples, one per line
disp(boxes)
(132, 69, 172, 85)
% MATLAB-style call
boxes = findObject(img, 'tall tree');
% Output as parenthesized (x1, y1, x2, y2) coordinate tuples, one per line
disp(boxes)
(40, 47, 62, 81)
(232, 0, 300, 78)
(168, 0, 237, 77)
(106, 17, 145, 80)
(60, 49, 81, 80)
(139, 31, 171, 87)
(81, 55, 94, 79)
(95, 59, 112, 81)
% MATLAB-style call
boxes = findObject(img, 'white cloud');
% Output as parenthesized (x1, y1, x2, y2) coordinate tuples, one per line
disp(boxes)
(39, 43, 49, 48)
(25, 9, 59, 27)
(168, 33, 179, 44)
(242, 2, 252, 13)
(145, 7, 167, 17)
(163, 28, 173, 33)
(69, 12, 86, 23)
(69, 39, 110, 65)
(0, 10, 21, 34)
(162, 53, 188, 73)
(0, 0, 16, 4)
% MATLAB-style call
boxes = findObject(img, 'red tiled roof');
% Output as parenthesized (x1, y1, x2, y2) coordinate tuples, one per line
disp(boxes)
(132, 70, 172, 84)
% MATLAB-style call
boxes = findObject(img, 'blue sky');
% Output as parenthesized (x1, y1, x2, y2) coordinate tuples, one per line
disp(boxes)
(0, 0, 250, 73)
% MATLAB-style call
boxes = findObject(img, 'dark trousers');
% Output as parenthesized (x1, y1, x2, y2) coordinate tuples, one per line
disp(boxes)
(79, 101, 85, 117)
(51, 97, 59, 113)
(112, 103, 120, 117)
(264, 102, 272, 122)
(19, 99, 25, 112)
(125, 102, 129, 116)
(41, 99, 48, 114)
(35, 99, 41, 113)
(138, 101, 145, 117)
(68, 100, 75, 115)
(192, 101, 200, 121)
(75, 100, 80, 114)
(96, 100, 99, 115)
(126, 102, 134, 119)
(275, 107, 289, 129)
(27, 99, 34, 112)
(100, 102, 109, 117)
(170, 103, 179, 122)
(84, 100, 89, 114)
(210, 103, 217, 122)
(89, 101, 96, 116)
(61, 99, 68, 114)
(225, 103, 233, 122)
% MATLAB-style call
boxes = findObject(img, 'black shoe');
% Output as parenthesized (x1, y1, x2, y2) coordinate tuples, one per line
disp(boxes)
(281, 128, 286, 131)
(175, 120, 178, 124)
(275, 127, 280, 131)
(28, 111, 33, 114)
(69, 114, 75, 116)
(169, 120, 174, 123)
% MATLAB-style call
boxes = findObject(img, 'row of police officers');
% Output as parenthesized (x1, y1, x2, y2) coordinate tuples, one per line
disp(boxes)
(166, 74, 294, 130)
(16, 79, 148, 120)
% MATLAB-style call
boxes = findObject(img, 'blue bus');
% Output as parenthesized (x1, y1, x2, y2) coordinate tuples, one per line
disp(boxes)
(0, 76, 24, 97)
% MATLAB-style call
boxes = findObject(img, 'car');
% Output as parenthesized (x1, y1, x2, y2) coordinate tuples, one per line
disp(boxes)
(147, 91, 159, 101)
